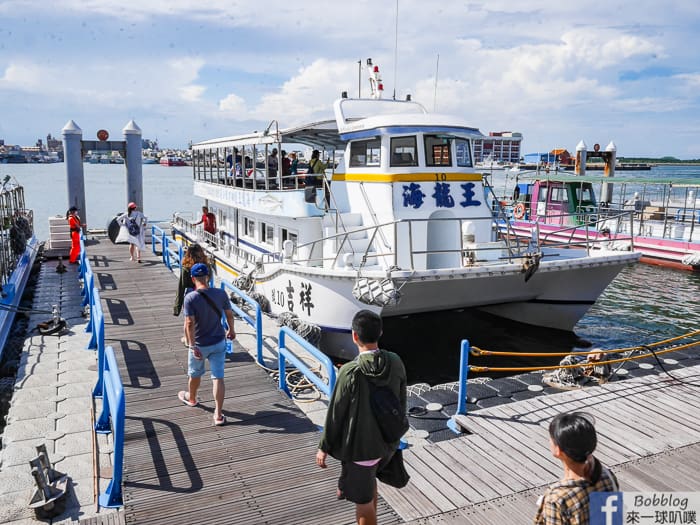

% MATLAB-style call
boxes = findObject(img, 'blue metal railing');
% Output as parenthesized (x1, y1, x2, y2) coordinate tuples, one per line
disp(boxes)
(94, 345, 125, 508)
(151, 225, 184, 270)
(278, 326, 336, 399)
(151, 224, 166, 259)
(447, 339, 470, 434)
(220, 281, 264, 366)
(90, 288, 106, 396)
(78, 233, 124, 508)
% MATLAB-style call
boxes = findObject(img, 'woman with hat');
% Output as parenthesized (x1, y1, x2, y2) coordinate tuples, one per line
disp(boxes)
(66, 206, 82, 264)
(116, 202, 147, 262)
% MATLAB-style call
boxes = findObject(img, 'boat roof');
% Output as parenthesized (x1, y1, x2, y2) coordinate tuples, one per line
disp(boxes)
(193, 119, 343, 151)
(193, 97, 483, 152)
(520, 173, 700, 187)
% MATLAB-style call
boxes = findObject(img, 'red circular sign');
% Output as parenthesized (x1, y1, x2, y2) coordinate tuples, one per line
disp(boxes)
(97, 129, 109, 141)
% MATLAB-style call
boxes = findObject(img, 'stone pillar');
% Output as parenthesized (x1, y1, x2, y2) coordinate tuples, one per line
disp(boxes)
(62, 120, 87, 229)
(574, 140, 587, 176)
(600, 141, 617, 204)
(123, 120, 143, 210)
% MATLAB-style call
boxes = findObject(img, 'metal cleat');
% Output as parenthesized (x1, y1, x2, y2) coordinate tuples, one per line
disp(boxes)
(27, 445, 69, 519)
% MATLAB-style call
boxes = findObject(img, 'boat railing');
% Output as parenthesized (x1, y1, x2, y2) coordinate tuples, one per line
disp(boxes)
(538, 210, 637, 252)
(293, 215, 535, 272)
(173, 214, 263, 267)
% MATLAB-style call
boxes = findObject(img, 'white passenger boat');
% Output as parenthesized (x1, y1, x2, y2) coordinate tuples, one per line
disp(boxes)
(173, 67, 640, 359)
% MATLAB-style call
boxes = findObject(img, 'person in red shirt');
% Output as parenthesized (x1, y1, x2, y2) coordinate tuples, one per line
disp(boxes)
(195, 206, 217, 235)
(66, 206, 82, 264)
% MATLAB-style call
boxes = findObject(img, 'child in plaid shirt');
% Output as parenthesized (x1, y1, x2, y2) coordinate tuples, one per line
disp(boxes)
(534, 412, 618, 524)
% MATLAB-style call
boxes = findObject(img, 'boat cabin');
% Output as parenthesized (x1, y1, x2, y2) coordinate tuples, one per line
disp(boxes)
(514, 178, 598, 227)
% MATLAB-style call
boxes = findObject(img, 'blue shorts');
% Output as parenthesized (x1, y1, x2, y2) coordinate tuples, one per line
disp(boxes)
(188, 339, 226, 379)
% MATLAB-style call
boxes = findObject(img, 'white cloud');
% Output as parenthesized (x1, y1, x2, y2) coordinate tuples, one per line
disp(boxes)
(218, 93, 246, 114)
(0, 62, 46, 92)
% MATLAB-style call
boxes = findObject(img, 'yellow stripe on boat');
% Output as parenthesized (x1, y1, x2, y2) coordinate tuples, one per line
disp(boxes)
(331, 172, 483, 183)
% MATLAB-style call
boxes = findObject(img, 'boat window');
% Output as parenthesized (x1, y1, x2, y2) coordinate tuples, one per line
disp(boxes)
(261, 222, 274, 245)
(390, 137, 418, 167)
(281, 228, 298, 246)
(550, 186, 569, 203)
(244, 217, 256, 238)
(538, 187, 548, 202)
(575, 185, 596, 204)
(424, 135, 452, 167)
(349, 138, 381, 167)
(455, 139, 473, 167)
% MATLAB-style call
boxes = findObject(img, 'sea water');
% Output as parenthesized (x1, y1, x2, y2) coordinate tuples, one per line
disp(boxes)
(7, 163, 699, 382)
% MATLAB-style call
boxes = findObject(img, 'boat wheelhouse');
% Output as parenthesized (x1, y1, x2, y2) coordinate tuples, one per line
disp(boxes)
(173, 76, 639, 359)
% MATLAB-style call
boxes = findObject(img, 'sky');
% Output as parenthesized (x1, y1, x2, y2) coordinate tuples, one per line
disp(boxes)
(1, 0, 699, 158)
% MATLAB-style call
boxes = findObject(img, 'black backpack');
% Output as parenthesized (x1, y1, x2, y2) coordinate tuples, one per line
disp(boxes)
(127, 218, 140, 236)
(364, 376, 408, 443)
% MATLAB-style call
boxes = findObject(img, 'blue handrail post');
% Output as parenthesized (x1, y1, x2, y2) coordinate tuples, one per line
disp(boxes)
(151, 225, 157, 255)
(78, 229, 87, 279)
(87, 288, 103, 350)
(277, 326, 336, 398)
(447, 339, 470, 434)
(219, 282, 264, 366)
(161, 231, 167, 264)
(94, 346, 125, 508)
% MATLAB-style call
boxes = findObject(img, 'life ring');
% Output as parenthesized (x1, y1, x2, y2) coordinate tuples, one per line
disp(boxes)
(513, 202, 527, 220)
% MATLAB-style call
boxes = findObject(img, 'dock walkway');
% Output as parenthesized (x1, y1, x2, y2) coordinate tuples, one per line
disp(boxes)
(88, 237, 400, 525)
(1, 234, 698, 524)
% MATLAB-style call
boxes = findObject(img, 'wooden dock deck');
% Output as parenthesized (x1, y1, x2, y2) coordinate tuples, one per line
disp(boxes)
(87, 237, 400, 525)
(84, 235, 699, 524)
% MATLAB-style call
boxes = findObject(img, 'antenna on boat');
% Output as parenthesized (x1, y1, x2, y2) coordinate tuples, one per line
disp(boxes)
(433, 54, 440, 111)
(393, 0, 399, 100)
(358, 60, 362, 98)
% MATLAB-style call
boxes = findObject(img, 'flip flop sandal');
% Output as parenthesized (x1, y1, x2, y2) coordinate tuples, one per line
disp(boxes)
(178, 391, 198, 407)
(213, 415, 227, 426)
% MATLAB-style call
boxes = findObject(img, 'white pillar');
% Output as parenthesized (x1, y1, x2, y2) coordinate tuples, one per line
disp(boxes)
(123, 120, 143, 210)
(62, 120, 87, 228)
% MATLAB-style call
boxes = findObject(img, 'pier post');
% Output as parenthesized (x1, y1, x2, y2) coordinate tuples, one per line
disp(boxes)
(62, 120, 87, 229)
(575, 140, 587, 176)
(123, 120, 143, 210)
(600, 141, 617, 204)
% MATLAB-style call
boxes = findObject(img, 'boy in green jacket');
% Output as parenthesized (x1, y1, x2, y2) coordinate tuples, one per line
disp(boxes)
(316, 310, 407, 525)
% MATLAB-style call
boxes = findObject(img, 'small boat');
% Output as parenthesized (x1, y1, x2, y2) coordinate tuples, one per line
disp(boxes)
(160, 155, 187, 166)
(501, 173, 700, 272)
(173, 62, 639, 359)
(142, 157, 157, 164)
(0, 177, 40, 360)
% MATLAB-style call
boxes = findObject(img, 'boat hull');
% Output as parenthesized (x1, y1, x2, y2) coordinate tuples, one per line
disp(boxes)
(0, 237, 39, 360)
(176, 229, 637, 359)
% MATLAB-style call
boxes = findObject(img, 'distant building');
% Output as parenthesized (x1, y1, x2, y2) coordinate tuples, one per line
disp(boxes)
(472, 131, 522, 164)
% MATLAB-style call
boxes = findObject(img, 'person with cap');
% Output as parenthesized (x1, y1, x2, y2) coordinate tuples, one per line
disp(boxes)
(116, 202, 147, 262)
(66, 206, 83, 264)
(178, 262, 235, 426)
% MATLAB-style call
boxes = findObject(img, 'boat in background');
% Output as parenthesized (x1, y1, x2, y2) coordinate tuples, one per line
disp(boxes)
(500, 173, 700, 271)
(0, 176, 39, 360)
(160, 155, 187, 166)
(172, 61, 639, 359)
